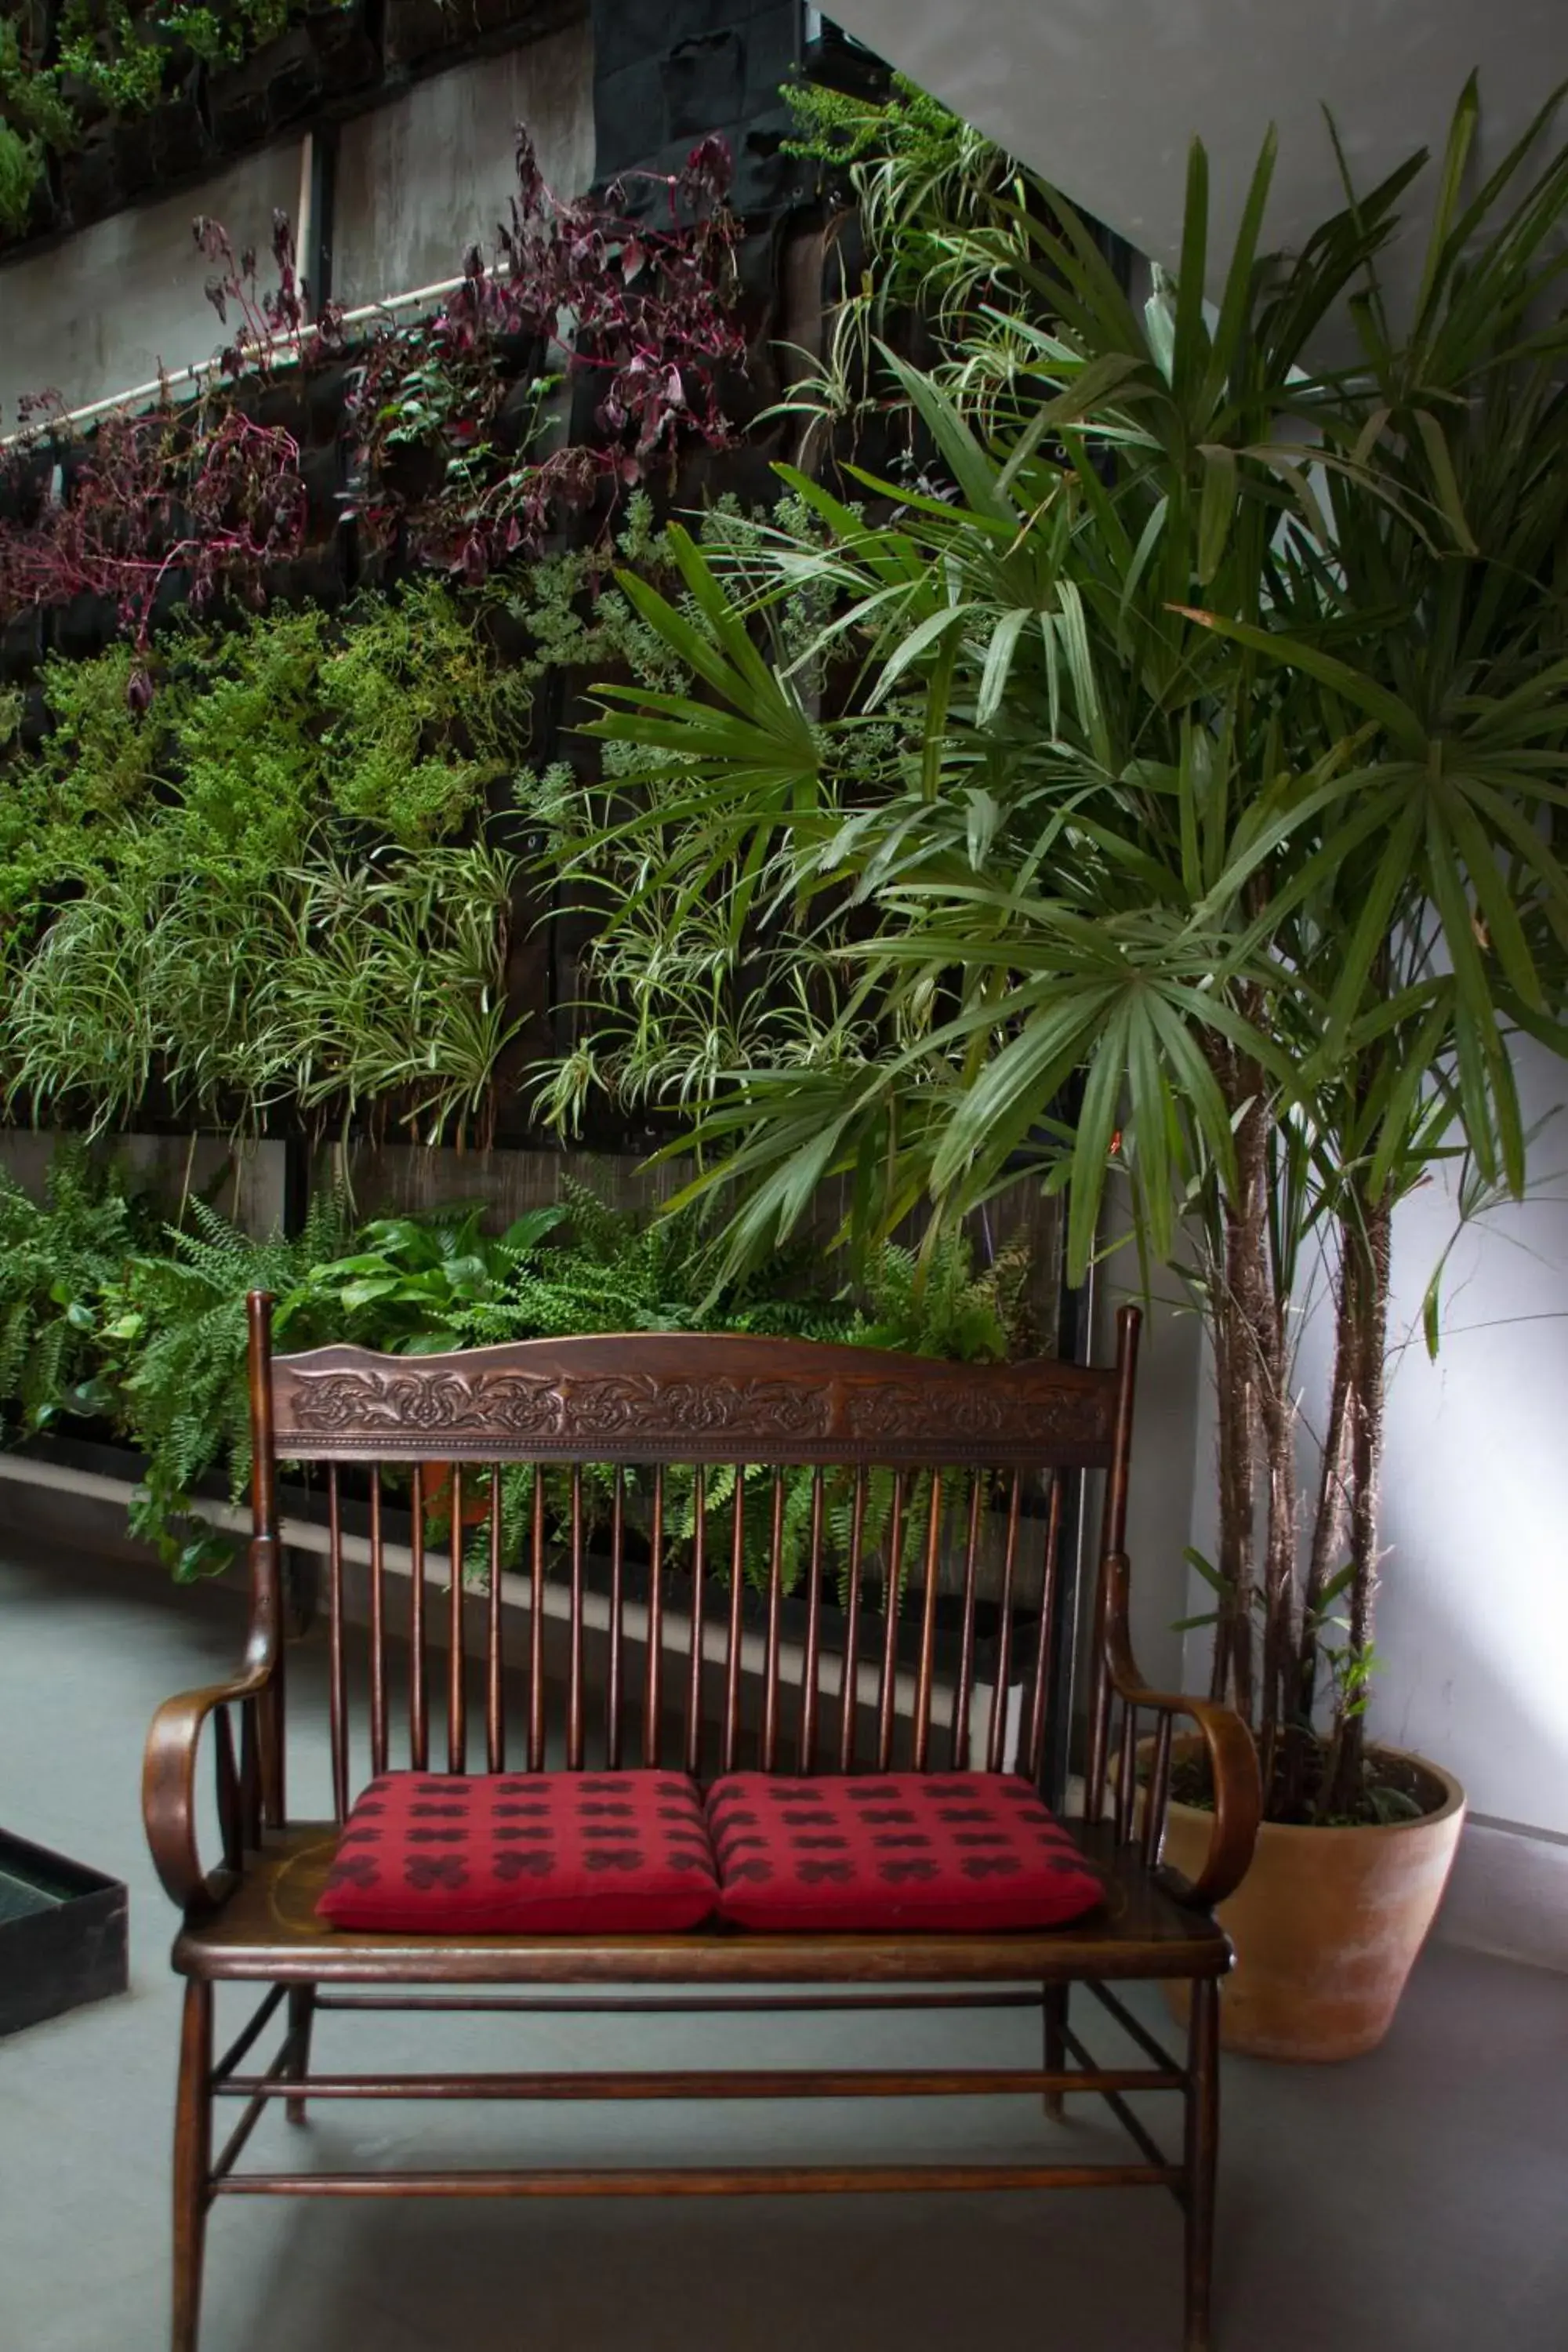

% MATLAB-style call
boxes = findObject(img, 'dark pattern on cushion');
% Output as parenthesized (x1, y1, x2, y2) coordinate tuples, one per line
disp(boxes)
(705, 1772, 1105, 1932)
(317, 1770, 718, 1934)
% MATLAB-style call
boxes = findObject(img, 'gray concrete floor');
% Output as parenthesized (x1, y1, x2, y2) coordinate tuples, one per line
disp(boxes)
(2, 1542, 1566, 2352)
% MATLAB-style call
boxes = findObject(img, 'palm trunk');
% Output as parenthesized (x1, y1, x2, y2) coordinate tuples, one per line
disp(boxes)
(1255, 1271, 1298, 1804)
(1206, 1071, 1274, 1731)
(1283, 1258, 1356, 1813)
(1322, 1194, 1392, 1819)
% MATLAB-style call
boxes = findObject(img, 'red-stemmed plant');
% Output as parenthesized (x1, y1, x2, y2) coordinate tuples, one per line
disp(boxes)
(0, 124, 746, 654)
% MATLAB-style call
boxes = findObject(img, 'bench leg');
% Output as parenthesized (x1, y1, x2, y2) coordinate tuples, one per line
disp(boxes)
(1183, 1975, 1221, 2352)
(1042, 1984, 1067, 2118)
(172, 1979, 212, 2352)
(285, 1985, 316, 2127)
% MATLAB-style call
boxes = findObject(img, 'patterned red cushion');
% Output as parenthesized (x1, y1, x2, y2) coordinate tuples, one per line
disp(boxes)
(317, 1770, 719, 1934)
(706, 1771, 1105, 1932)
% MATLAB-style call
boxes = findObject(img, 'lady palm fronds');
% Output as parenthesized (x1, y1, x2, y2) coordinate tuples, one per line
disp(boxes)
(567, 79, 1568, 1819)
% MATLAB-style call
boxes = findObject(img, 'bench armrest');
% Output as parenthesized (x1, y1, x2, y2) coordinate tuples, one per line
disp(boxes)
(1102, 1552, 1261, 1907)
(143, 1656, 274, 1913)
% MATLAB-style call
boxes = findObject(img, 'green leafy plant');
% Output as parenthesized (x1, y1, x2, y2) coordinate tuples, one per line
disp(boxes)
(305, 1203, 567, 1352)
(0, 1145, 156, 1435)
(57, 1171, 1039, 1585)
(451, 1187, 1038, 1595)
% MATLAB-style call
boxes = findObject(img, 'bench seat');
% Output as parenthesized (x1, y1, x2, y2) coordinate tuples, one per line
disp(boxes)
(175, 1819, 1232, 1984)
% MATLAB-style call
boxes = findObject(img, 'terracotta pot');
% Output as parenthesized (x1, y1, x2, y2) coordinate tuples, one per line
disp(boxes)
(421, 1462, 492, 1529)
(1160, 1742, 1465, 2061)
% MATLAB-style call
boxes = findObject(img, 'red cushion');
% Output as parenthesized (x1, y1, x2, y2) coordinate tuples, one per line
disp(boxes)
(706, 1771, 1105, 1933)
(317, 1770, 719, 1934)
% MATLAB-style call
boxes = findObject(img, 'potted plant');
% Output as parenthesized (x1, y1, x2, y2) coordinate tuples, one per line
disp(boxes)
(552, 78, 1568, 2056)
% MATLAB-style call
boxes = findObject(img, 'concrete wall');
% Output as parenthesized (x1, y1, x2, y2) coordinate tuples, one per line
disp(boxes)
(332, 24, 597, 309)
(0, 1132, 287, 1236)
(0, 143, 306, 425)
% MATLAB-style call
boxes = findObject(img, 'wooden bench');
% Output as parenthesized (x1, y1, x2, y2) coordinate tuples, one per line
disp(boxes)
(143, 1296, 1261, 2352)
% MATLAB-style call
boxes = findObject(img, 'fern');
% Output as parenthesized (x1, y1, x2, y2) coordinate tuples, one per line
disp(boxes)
(103, 1189, 354, 1577)
(0, 1145, 154, 1437)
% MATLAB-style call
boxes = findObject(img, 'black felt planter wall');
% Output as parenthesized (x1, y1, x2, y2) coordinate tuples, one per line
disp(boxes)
(383, 0, 573, 69)
(592, 0, 810, 219)
(0, 610, 46, 684)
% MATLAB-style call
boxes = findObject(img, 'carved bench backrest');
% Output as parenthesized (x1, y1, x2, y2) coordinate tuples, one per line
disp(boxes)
(249, 1298, 1140, 1820)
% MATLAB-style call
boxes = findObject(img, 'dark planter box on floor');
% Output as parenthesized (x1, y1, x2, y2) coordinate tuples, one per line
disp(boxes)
(0, 1828, 128, 2038)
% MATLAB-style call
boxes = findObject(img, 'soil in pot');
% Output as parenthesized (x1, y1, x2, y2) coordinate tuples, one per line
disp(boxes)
(1159, 1738, 1465, 2062)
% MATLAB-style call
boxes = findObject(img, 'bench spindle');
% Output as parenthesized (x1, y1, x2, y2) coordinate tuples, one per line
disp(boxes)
(1025, 1473, 1065, 1784)
(528, 1472, 546, 1772)
(1116, 1703, 1139, 1845)
(607, 1468, 626, 1769)
(950, 1476, 984, 1770)
(1144, 1710, 1173, 1867)
(486, 1472, 504, 1773)
(911, 1472, 945, 1771)
(985, 1473, 1023, 1774)
(837, 1470, 869, 1773)
(685, 1470, 707, 1778)
(567, 1465, 586, 1771)
(760, 1468, 786, 1773)
(327, 1465, 348, 1821)
(797, 1468, 826, 1773)
(408, 1467, 428, 1771)
(644, 1465, 666, 1769)
(722, 1476, 746, 1774)
(448, 1470, 466, 1774)
(368, 1475, 387, 1780)
(876, 1472, 909, 1772)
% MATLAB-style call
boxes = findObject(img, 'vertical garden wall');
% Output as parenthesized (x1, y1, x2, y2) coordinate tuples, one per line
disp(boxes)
(0, 0, 833, 1191)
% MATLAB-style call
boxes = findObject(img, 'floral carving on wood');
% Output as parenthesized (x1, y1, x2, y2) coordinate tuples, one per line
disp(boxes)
(837, 1382, 1110, 1452)
(281, 1367, 836, 1450)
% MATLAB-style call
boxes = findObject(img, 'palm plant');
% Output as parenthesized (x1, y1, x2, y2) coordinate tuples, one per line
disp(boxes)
(553, 80, 1568, 1821)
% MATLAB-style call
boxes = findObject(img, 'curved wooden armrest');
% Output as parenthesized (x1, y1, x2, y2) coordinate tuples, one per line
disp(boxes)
(142, 1663, 271, 1914)
(1102, 1553, 1261, 1907)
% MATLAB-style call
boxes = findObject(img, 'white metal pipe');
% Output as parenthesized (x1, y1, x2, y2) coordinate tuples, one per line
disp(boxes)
(0, 270, 472, 448)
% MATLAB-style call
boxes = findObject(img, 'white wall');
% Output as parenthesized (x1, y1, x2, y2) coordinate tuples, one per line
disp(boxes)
(1176, 1040, 1568, 1838)
(828, 0, 1568, 332)
(1367, 1041, 1568, 1833)
(332, 24, 597, 309)
(0, 143, 306, 426)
